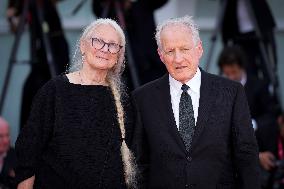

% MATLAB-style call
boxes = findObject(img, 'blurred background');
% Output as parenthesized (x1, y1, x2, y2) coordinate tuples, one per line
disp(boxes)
(0, 0, 284, 146)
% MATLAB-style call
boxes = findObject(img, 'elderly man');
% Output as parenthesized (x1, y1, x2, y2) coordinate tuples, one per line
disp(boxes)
(131, 16, 260, 189)
(0, 117, 16, 189)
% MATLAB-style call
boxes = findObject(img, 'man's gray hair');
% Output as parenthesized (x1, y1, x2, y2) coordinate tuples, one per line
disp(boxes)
(155, 15, 200, 49)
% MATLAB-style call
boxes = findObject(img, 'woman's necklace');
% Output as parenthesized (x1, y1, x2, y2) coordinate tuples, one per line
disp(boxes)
(78, 71, 105, 85)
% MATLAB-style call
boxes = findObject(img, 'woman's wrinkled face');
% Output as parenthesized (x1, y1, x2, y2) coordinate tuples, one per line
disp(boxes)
(80, 24, 122, 71)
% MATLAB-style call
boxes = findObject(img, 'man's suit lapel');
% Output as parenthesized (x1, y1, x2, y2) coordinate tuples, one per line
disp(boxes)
(155, 74, 186, 153)
(191, 70, 217, 151)
(154, 71, 218, 154)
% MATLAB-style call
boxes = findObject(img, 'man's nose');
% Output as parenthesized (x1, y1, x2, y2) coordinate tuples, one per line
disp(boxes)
(173, 51, 183, 63)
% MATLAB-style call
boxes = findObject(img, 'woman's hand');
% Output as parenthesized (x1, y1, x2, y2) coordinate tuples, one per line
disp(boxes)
(17, 176, 35, 189)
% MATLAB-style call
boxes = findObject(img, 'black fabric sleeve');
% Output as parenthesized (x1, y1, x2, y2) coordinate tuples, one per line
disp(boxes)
(92, 0, 115, 18)
(142, 0, 168, 11)
(130, 94, 150, 189)
(92, 0, 168, 17)
(231, 83, 261, 189)
(15, 80, 56, 185)
(257, 81, 280, 119)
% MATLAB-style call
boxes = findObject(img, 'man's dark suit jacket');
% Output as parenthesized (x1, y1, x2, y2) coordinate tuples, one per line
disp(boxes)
(0, 148, 17, 189)
(244, 75, 280, 122)
(221, 0, 276, 44)
(131, 70, 260, 189)
(249, 74, 281, 188)
(255, 118, 279, 188)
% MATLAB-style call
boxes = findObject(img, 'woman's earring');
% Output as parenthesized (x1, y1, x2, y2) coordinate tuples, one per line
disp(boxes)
(82, 53, 86, 63)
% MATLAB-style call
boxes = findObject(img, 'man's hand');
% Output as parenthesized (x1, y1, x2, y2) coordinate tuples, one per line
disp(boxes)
(259, 151, 276, 171)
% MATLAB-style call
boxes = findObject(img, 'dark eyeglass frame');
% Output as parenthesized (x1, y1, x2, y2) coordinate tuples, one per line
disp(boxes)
(91, 37, 123, 54)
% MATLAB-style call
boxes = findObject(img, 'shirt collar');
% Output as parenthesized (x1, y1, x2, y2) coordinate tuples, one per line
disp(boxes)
(169, 68, 201, 94)
(240, 71, 247, 86)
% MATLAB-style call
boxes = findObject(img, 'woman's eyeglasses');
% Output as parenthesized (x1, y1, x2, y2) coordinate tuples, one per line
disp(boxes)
(91, 38, 123, 54)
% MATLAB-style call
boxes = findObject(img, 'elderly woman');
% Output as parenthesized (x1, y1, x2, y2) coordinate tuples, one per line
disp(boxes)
(15, 18, 137, 189)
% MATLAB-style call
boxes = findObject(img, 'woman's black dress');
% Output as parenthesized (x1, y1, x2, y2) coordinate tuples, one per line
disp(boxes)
(15, 75, 132, 189)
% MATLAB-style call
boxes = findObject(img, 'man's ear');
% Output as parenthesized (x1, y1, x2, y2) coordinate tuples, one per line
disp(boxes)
(157, 48, 165, 65)
(197, 40, 203, 59)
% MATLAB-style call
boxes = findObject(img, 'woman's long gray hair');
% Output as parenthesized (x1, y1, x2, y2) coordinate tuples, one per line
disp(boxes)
(67, 18, 126, 87)
(67, 18, 137, 188)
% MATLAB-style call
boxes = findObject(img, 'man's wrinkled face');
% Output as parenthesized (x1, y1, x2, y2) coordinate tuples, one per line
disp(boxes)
(158, 24, 203, 83)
